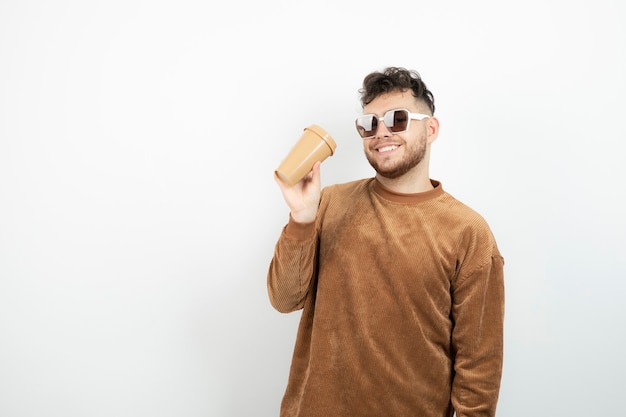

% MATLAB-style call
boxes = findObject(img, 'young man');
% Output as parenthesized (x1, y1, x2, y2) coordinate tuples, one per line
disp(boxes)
(268, 67, 505, 417)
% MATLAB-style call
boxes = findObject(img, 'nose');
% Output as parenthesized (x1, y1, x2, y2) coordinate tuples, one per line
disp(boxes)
(374, 119, 393, 138)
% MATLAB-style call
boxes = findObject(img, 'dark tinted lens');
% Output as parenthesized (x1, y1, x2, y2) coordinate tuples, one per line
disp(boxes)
(390, 109, 409, 132)
(356, 114, 378, 138)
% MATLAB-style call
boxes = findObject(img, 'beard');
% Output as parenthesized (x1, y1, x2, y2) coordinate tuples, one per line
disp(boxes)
(365, 134, 427, 179)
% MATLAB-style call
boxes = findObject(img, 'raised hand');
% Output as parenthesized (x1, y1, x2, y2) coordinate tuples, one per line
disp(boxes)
(274, 161, 321, 224)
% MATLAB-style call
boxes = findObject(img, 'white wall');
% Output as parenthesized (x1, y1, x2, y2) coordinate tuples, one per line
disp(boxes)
(1, 1, 624, 416)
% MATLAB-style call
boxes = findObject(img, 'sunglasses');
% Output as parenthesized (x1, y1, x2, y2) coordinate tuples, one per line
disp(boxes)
(355, 108, 430, 139)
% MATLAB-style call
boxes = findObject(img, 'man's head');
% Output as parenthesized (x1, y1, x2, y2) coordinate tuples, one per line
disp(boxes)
(356, 68, 439, 182)
(359, 67, 435, 115)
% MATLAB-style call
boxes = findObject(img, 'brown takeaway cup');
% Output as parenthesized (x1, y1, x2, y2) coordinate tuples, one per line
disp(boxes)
(275, 124, 337, 186)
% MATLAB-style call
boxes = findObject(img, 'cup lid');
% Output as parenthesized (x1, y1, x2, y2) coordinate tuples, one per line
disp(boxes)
(305, 124, 336, 155)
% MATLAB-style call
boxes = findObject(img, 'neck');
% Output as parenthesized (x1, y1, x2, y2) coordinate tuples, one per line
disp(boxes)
(375, 173, 434, 194)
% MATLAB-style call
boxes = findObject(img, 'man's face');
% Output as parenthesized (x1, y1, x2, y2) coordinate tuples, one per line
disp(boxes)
(361, 90, 434, 179)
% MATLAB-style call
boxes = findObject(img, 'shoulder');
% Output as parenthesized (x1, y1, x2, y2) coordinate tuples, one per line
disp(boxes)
(317, 178, 374, 219)
(439, 192, 491, 228)
(438, 191, 502, 258)
(321, 178, 374, 199)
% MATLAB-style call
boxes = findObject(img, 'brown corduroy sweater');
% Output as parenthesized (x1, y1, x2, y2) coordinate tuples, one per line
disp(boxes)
(268, 178, 505, 417)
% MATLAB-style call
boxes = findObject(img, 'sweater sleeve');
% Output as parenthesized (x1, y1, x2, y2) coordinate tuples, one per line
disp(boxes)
(267, 215, 318, 313)
(450, 245, 505, 417)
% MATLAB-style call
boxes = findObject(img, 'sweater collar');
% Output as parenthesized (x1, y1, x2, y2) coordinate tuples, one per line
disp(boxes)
(372, 178, 444, 204)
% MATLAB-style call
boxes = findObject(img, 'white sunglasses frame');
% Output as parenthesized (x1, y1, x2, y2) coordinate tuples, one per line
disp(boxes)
(355, 108, 430, 139)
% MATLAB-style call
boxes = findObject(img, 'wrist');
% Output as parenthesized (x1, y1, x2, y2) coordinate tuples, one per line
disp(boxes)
(290, 209, 316, 224)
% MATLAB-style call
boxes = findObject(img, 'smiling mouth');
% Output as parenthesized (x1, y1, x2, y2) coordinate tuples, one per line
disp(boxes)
(377, 144, 399, 153)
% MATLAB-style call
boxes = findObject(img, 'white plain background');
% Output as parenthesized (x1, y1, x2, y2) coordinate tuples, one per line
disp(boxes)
(1, 1, 625, 416)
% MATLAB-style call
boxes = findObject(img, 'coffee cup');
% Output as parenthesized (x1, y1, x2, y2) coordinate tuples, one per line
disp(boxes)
(275, 124, 337, 186)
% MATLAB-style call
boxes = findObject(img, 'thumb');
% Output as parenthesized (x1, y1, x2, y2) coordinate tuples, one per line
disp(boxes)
(310, 161, 321, 185)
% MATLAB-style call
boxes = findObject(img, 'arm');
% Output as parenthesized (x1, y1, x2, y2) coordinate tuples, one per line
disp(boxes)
(267, 217, 318, 313)
(451, 247, 505, 417)
(267, 162, 322, 313)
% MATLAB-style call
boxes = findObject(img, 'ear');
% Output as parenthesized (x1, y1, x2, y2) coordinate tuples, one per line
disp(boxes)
(426, 116, 440, 144)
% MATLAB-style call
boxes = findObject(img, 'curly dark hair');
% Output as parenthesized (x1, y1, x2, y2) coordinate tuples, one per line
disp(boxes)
(359, 67, 435, 115)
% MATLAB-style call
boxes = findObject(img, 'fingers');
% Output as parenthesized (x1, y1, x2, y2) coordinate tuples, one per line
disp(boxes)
(273, 162, 322, 223)
(274, 161, 322, 189)
(311, 161, 321, 178)
(300, 161, 320, 185)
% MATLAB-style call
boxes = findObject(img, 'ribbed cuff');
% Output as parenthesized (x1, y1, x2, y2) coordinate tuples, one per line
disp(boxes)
(284, 214, 316, 241)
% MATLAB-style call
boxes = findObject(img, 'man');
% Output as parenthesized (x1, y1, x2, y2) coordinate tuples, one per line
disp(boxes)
(267, 67, 504, 417)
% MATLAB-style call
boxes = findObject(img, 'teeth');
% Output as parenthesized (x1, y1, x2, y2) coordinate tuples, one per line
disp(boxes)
(378, 145, 398, 153)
